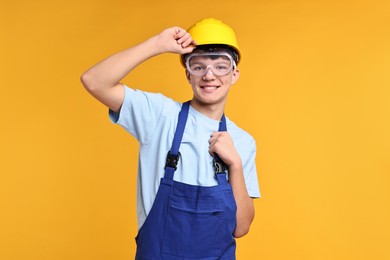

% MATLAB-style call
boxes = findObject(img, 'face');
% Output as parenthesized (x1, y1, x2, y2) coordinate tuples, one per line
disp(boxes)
(185, 53, 240, 108)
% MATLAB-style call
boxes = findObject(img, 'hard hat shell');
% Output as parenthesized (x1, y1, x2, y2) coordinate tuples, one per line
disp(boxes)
(184, 18, 241, 64)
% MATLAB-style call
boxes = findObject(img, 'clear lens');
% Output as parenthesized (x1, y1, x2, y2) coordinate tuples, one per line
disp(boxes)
(185, 52, 236, 76)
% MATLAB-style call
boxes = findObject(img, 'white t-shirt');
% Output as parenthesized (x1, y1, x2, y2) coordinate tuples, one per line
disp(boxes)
(110, 85, 261, 229)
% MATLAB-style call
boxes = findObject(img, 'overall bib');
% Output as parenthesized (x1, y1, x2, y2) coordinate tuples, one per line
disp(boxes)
(135, 101, 237, 260)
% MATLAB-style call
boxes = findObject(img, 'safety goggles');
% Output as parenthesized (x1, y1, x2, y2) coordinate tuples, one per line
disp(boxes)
(185, 52, 236, 77)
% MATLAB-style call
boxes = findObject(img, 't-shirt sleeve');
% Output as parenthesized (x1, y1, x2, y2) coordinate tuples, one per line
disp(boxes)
(243, 141, 261, 198)
(109, 85, 167, 145)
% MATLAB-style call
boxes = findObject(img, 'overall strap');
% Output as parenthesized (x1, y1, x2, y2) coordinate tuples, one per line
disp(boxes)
(214, 115, 229, 184)
(164, 101, 190, 180)
(164, 102, 229, 184)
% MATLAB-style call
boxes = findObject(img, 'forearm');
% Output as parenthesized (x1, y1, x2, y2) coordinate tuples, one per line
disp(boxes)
(81, 35, 162, 93)
(229, 162, 255, 238)
(81, 27, 195, 111)
(208, 132, 255, 237)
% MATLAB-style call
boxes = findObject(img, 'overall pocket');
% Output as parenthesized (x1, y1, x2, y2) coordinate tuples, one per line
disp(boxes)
(161, 194, 229, 258)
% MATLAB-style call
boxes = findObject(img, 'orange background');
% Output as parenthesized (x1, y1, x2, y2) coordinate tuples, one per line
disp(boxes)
(1, 0, 390, 259)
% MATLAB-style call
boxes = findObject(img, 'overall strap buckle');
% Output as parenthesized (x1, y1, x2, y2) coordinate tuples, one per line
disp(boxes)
(214, 158, 228, 184)
(165, 151, 181, 170)
(213, 158, 227, 174)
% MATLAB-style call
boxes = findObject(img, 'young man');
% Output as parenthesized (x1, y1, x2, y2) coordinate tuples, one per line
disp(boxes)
(81, 18, 260, 259)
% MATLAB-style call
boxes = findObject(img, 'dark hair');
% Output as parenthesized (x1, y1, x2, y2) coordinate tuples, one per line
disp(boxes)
(182, 44, 239, 65)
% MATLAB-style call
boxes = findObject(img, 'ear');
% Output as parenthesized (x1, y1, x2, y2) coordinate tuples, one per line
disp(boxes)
(185, 70, 191, 83)
(231, 68, 240, 84)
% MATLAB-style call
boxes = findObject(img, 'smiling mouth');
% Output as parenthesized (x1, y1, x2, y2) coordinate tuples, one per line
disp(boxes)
(201, 86, 219, 90)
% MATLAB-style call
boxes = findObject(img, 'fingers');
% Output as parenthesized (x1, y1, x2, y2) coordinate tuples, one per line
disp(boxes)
(173, 27, 196, 50)
(209, 132, 241, 167)
(209, 132, 226, 162)
(157, 27, 196, 55)
(176, 31, 195, 47)
(208, 132, 228, 154)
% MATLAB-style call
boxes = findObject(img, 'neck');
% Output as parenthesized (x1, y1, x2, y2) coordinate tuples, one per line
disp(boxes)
(190, 99, 225, 120)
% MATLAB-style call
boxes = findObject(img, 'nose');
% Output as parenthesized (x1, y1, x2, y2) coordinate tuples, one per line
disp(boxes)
(202, 66, 216, 79)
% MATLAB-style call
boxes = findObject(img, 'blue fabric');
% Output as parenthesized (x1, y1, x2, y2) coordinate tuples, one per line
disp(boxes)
(214, 113, 227, 174)
(168, 101, 190, 157)
(135, 101, 236, 259)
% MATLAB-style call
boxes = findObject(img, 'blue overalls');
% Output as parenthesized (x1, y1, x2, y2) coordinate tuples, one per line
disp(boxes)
(135, 101, 237, 260)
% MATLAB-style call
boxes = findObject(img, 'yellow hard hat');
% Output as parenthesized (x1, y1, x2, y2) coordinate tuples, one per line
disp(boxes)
(185, 18, 241, 63)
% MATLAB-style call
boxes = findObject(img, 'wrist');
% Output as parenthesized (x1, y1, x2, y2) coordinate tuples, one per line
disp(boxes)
(227, 158, 242, 172)
(142, 35, 166, 57)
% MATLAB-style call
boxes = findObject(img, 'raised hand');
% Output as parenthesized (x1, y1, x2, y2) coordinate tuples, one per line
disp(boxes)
(156, 26, 196, 54)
